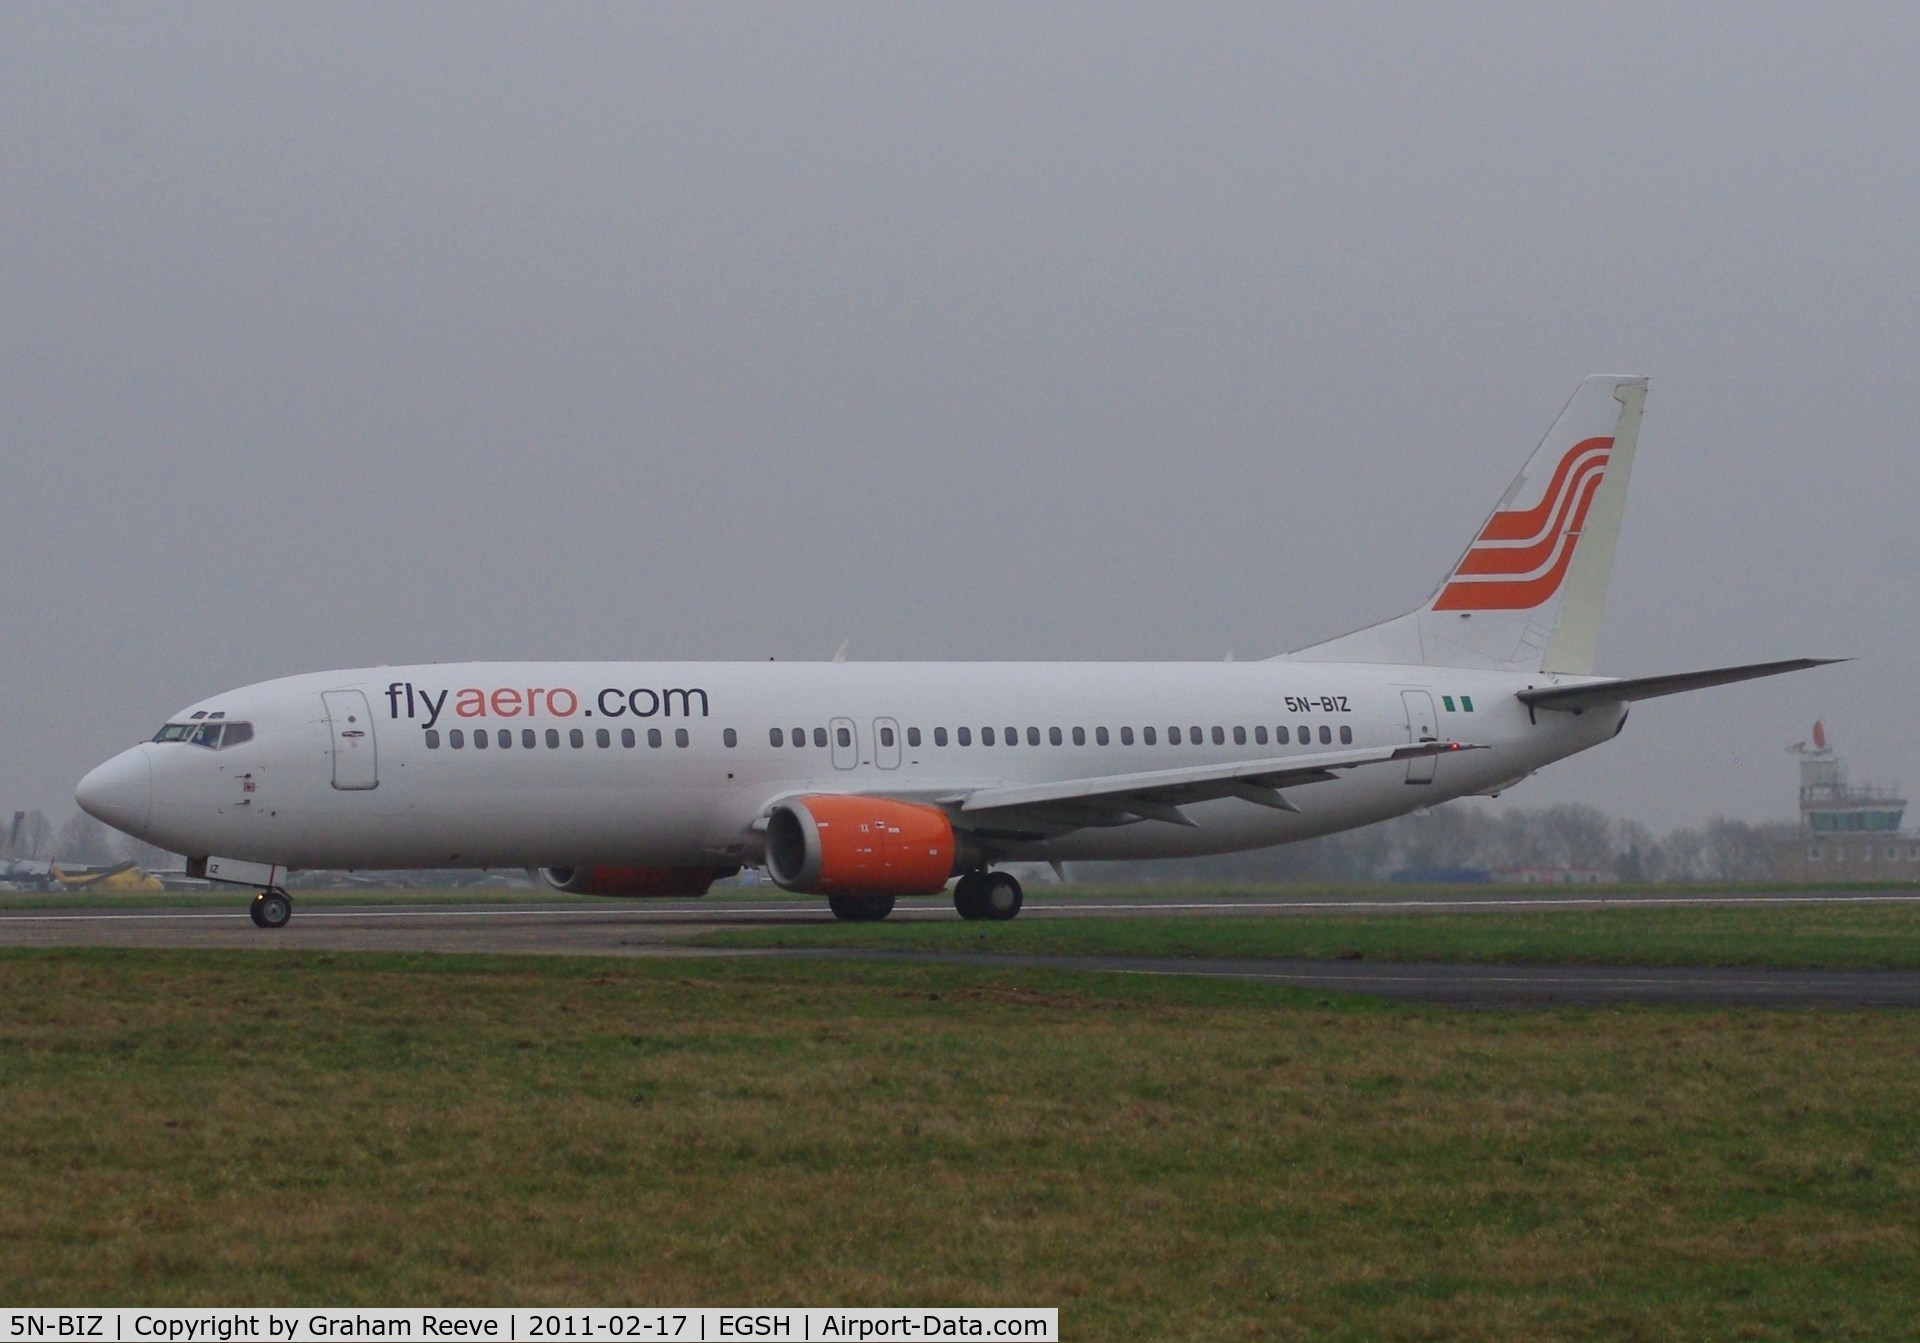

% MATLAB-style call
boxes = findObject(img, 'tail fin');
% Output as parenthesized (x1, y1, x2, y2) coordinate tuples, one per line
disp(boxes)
(1284, 375, 1647, 674)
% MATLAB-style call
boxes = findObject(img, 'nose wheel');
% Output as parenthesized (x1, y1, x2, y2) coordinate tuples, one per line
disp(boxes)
(249, 889, 293, 929)
(953, 871, 1022, 921)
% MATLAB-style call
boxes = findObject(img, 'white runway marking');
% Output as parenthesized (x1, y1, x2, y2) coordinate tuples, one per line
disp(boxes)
(4, 889, 1919, 925)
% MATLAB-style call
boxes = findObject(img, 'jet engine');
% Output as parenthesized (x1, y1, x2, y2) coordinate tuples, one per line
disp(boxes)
(764, 795, 970, 895)
(538, 864, 740, 898)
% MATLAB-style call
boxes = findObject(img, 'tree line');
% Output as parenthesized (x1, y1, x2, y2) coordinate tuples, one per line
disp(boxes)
(1079, 802, 1798, 884)
(7, 802, 1797, 885)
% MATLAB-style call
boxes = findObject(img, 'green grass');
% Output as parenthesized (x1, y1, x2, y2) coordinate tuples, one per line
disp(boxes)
(695, 900, 1920, 969)
(2, 948, 1918, 1338)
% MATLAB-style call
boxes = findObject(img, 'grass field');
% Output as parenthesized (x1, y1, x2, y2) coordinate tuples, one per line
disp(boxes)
(697, 899, 1920, 969)
(3, 947, 1918, 1339)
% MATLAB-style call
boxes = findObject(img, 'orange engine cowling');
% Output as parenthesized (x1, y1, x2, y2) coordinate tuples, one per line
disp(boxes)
(765, 795, 964, 895)
(539, 865, 739, 898)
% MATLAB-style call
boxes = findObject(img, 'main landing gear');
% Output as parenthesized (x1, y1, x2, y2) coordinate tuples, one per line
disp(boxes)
(953, 870, 1023, 922)
(828, 894, 896, 922)
(249, 889, 293, 929)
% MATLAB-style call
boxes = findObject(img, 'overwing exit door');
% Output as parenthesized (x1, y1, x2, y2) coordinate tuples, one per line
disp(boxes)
(830, 717, 859, 770)
(1401, 689, 1438, 785)
(322, 689, 379, 790)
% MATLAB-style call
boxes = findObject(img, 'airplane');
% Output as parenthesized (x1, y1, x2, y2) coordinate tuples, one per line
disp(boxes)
(75, 376, 1836, 929)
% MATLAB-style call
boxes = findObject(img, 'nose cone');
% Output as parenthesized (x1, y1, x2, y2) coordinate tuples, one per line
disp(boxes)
(76, 747, 153, 836)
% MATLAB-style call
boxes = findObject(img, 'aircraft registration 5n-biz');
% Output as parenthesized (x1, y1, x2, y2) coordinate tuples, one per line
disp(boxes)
(78, 376, 1836, 928)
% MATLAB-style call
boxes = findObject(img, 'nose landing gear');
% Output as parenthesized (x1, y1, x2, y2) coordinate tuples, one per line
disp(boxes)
(249, 889, 293, 929)
(953, 870, 1023, 921)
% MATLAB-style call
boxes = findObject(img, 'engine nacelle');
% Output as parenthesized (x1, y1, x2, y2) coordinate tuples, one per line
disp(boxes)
(765, 795, 968, 895)
(538, 864, 739, 898)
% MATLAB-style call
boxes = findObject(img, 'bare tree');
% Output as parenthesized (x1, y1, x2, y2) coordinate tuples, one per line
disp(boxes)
(56, 812, 116, 864)
(8, 810, 57, 860)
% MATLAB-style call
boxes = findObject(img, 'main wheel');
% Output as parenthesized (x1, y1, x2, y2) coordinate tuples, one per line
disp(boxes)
(953, 873, 987, 921)
(828, 895, 896, 922)
(979, 872, 1023, 921)
(252, 890, 292, 929)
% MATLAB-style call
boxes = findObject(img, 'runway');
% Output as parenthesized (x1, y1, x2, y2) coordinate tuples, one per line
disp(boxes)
(3, 888, 1918, 1006)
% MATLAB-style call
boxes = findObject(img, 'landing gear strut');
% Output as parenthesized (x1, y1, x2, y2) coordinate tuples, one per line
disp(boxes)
(953, 870, 1022, 922)
(828, 894, 896, 922)
(249, 889, 293, 929)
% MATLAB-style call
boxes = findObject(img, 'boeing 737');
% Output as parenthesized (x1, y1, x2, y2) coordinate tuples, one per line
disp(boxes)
(76, 376, 1834, 928)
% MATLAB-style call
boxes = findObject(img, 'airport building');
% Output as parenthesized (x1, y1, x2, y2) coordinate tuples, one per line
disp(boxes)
(1776, 722, 1920, 881)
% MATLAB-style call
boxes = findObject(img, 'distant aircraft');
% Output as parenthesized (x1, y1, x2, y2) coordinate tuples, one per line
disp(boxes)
(48, 861, 164, 894)
(76, 377, 1836, 928)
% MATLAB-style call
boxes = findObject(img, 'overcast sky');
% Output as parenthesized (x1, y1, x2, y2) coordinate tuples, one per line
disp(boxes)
(3, 3, 1914, 832)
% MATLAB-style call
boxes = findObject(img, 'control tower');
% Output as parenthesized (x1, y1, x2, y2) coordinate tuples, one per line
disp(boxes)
(1780, 722, 1917, 880)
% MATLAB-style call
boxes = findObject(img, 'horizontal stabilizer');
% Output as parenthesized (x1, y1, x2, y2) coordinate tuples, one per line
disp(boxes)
(1517, 658, 1847, 712)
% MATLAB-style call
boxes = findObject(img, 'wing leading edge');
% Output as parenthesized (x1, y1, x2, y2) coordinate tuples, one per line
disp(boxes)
(944, 739, 1482, 834)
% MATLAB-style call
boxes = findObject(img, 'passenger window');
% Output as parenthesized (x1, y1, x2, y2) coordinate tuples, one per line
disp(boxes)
(1319, 725, 1332, 745)
(473, 730, 487, 749)
(1191, 725, 1203, 744)
(546, 729, 561, 749)
(1255, 726, 1268, 745)
(676, 728, 690, 748)
(1213, 726, 1226, 746)
(982, 727, 996, 746)
(836, 726, 852, 748)
(1298, 723, 1310, 743)
(649, 728, 663, 748)
(1143, 727, 1157, 745)
(1120, 726, 1134, 745)
(622, 728, 636, 748)
(934, 727, 948, 746)
(500, 730, 514, 749)
(1049, 727, 1063, 746)
(770, 728, 785, 747)
(1232, 726, 1245, 746)
(1006, 727, 1018, 746)
(450, 729, 465, 748)
(813, 727, 828, 748)
(521, 729, 535, 749)
(1027, 727, 1041, 746)
(425, 729, 441, 749)
(572, 728, 586, 748)
(1096, 726, 1109, 745)
(1277, 726, 1290, 744)
(1339, 725, 1353, 745)
(723, 728, 737, 748)
(957, 726, 971, 746)
(596, 728, 611, 748)
(879, 726, 895, 747)
(1168, 726, 1182, 745)
(1071, 727, 1084, 746)
(907, 727, 921, 747)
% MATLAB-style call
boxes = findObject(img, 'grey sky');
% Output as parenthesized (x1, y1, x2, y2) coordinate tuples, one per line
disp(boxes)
(4, 4, 1914, 831)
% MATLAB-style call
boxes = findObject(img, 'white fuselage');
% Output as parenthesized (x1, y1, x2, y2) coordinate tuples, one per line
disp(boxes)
(83, 659, 1625, 873)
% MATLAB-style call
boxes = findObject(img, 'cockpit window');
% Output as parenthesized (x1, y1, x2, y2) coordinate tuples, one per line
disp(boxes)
(153, 721, 254, 749)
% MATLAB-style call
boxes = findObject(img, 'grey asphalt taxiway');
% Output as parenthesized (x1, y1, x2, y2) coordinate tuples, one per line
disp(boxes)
(5, 887, 1920, 1005)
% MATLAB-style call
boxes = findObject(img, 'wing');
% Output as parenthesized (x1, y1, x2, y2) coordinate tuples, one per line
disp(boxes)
(938, 739, 1482, 839)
